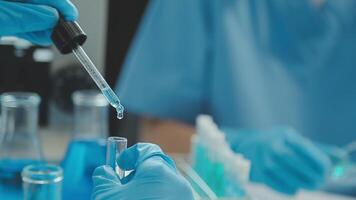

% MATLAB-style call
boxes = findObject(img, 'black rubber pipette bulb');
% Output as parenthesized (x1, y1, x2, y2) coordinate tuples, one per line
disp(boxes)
(51, 16, 87, 54)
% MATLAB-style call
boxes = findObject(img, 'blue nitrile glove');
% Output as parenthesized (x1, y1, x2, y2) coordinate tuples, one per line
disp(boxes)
(224, 126, 332, 195)
(0, 0, 78, 45)
(92, 143, 194, 200)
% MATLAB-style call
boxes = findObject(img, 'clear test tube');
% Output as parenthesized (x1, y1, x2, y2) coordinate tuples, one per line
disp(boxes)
(106, 137, 127, 179)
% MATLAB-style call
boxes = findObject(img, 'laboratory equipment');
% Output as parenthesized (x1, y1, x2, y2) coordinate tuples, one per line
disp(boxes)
(51, 17, 124, 119)
(192, 115, 250, 199)
(323, 140, 356, 196)
(0, 92, 43, 199)
(61, 90, 108, 199)
(106, 137, 127, 179)
(72, 90, 108, 138)
(22, 164, 63, 200)
(93, 143, 195, 200)
(330, 141, 356, 179)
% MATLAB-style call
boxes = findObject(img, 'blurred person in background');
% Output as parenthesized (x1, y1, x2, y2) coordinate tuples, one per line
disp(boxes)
(116, 0, 356, 196)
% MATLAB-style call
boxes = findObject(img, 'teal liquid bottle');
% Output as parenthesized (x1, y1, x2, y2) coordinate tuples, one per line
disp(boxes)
(61, 139, 106, 199)
(0, 159, 41, 199)
(0, 92, 43, 200)
(61, 90, 109, 199)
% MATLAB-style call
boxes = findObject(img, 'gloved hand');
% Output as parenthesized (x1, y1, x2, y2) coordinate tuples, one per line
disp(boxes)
(92, 143, 194, 200)
(224, 126, 331, 195)
(0, 0, 78, 45)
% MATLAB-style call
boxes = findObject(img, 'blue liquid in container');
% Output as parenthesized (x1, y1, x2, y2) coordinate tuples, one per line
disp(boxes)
(61, 139, 106, 199)
(0, 159, 41, 200)
(213, 162, 225, 196)
(193, 144, 208, 178)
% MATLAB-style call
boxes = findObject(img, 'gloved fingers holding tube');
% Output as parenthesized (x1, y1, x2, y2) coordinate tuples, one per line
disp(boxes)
(0, 0, 77, 45)
(92, 143, 194, 200)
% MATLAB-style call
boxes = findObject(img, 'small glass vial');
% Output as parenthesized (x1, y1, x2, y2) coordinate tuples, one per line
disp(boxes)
(106, 137, 127, 179)
(22, 164, 63, 200)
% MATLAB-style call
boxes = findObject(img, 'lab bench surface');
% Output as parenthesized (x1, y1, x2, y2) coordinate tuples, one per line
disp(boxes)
(245, 183, 356, 200)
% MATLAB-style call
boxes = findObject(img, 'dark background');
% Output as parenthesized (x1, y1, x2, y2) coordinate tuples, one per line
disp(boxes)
(105, 0, 149, 146)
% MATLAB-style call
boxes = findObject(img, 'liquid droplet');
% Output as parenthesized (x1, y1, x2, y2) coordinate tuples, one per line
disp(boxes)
(115, 105, 124, 119)
(117, 111, 123, 119)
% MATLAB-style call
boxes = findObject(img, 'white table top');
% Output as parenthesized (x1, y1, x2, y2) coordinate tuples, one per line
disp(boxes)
(246, 183, 356, 200)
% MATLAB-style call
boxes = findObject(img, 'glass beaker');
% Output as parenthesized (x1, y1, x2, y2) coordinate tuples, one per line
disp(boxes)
(22, 164, 63, 200)
(61, 90, 108, 199)
(0, 92, 43, 199)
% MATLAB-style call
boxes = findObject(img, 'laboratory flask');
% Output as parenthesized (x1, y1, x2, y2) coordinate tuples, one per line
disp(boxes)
(72, 89, 109, 138)
(22, 164, 63, 200)
(0, 92, 43, 199)
(61, 90, 108, 199)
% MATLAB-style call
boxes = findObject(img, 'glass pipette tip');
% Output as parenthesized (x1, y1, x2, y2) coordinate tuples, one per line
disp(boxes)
(72, 45, 124, 119)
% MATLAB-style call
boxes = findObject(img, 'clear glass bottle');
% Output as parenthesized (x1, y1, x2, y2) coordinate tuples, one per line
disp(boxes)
(61, 90, 108, 199)
(22, 164, 63, 200)
(0, 92, 43, 199)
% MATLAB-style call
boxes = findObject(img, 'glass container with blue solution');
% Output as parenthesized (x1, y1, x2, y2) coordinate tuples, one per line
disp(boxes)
(22, 164, 63, 200)
(209, 139, 227, 196)
(193, 115, 225, 194)
(192, 136, 209, 181)
(192, 116, 214, 181)
(0, 92, 44, 200)
(61, 90, 109, 199)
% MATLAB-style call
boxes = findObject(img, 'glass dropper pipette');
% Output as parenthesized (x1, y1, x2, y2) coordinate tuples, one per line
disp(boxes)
(51, 17, 124, 119)
(72, 45, 124, 119)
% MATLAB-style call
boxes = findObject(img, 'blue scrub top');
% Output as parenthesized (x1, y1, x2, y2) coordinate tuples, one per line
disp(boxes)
(116, 0, 356, 146)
